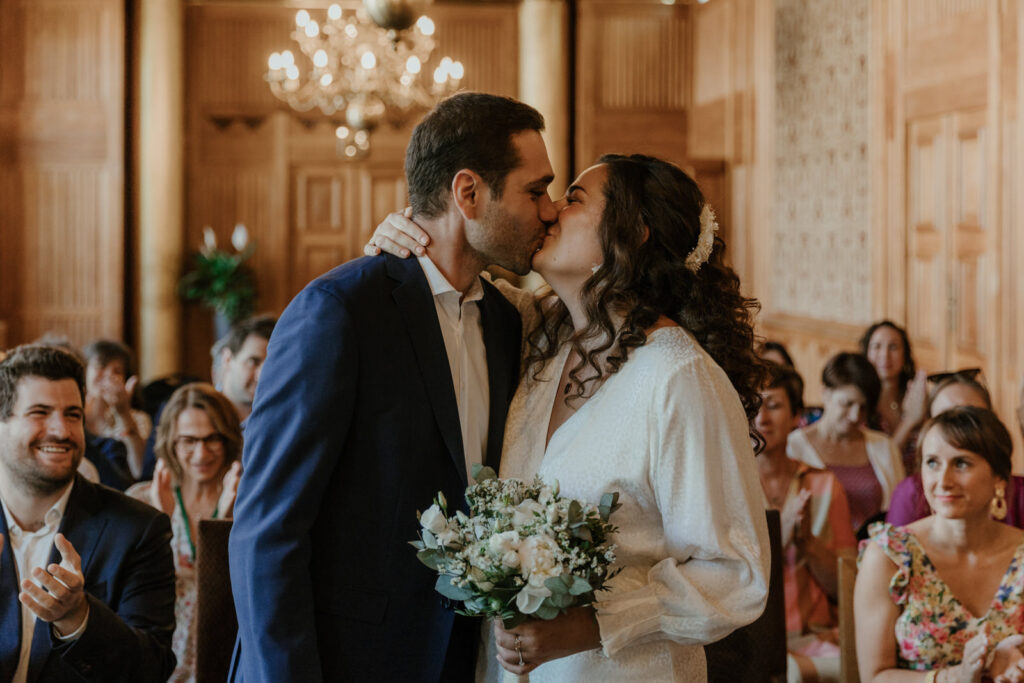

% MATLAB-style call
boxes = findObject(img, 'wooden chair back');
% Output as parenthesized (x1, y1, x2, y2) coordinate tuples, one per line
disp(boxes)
(195, 518, 236, 683)
(838, 549, 860, 683)
(705, 509, 787, 682)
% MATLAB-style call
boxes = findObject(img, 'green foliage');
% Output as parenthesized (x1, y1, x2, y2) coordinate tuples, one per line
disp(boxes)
(178, 244, 256, 322)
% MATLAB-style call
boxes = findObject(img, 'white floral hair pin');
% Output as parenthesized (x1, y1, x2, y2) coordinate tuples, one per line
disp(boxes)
(684, 204, 718, 273)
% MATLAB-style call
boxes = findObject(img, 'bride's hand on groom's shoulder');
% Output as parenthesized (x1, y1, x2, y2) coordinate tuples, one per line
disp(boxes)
(493, 606, 602, 675)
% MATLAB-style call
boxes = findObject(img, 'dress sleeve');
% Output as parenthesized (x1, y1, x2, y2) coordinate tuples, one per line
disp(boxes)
(858, 522, 912, 606)
(593, 355, 771, 656)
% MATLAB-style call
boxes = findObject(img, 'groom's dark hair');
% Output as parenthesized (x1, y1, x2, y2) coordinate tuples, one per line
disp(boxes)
(405, 92, 545, 219)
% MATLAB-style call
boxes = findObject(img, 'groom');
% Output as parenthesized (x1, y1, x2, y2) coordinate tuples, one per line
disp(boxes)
(228, 92, 557, 682)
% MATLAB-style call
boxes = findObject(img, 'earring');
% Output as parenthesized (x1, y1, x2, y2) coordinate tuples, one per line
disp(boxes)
(991, 486, 1008, 521)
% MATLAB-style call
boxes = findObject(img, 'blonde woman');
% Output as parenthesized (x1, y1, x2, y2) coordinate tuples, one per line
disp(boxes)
(128, 383, 242, 682)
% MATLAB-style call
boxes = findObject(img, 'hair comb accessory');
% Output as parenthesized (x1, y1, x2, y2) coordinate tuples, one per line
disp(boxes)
(685, 204, 718, 273)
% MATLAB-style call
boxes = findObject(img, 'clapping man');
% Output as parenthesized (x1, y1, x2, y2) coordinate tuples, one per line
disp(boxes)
(0, 345, 176, 682)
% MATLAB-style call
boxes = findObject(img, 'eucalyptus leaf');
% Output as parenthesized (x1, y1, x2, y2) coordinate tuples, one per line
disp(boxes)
(534, 602, 560, 620)
(572, 526, 593, 542)
(422, 528, 438, 549)
(435, 574, 473, 601)
(472, 464, 497, 482)
(568, 500, 582, 524)
(544, 576, 570, 595)
(549, 592, 574, 608)
(569, 576, 592, 596)
(502, 612, 529, 629)
(417, 549, 442, 570)
(409, 540, 425, 550)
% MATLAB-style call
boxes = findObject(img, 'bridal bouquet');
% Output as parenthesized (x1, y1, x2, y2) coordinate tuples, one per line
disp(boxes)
(411, 465, 620, 628)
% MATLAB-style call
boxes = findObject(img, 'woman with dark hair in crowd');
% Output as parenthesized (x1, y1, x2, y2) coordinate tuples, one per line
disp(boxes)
(787, 352, 904, 533)
(860, 321, 928, 471)
(856, 407, 1024, 681)
(886, 372, 1024, 528)
(370, 154, 770, 681)
(128, 383, 243, 682)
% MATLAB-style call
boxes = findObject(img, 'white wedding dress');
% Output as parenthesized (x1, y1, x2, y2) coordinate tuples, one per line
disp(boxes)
(483, 325, 770, 683)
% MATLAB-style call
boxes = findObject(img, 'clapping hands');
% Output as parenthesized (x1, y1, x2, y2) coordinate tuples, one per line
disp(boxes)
(7, 533, 90, 637)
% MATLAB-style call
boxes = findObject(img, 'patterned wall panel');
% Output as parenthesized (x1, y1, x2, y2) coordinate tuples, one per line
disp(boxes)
(773, 0, 871, 323)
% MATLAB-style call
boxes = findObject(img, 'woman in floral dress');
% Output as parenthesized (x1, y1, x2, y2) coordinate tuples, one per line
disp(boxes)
(128, 383, 242, 682)
(855, 407, 1024, 682)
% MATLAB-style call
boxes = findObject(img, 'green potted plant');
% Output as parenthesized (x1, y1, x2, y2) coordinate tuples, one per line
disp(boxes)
(179, 223, 256, 338)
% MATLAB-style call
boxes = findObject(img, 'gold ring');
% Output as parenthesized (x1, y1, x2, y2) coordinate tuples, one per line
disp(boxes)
(515, 635, 524, 666)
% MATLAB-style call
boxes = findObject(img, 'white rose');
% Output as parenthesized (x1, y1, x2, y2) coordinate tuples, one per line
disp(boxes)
(420, 504, 448, 534)
(538, 486, 554, 505)
(436, 528, 459, 547)
(518, 535, 560, 584)
(512, 499, 545, 527)
(489, 530, 521, 556)
(501, 551, 520, 568)
(515, 584, 552, 614)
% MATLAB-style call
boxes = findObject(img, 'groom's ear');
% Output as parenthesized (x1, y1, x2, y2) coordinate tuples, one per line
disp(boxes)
(451, 169, 485, 220)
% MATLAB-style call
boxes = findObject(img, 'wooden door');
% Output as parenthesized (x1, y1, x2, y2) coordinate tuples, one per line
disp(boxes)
(905, 108, 991, 374)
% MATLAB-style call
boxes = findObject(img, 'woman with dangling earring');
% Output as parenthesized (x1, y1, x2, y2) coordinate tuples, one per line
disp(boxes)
(855, 406, 1024, 681)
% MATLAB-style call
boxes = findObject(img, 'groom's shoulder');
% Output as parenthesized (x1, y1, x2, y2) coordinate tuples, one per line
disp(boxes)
(308, 254, 394, 296)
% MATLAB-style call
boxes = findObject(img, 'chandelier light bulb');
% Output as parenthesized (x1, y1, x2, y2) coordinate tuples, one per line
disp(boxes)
(281, 50, 295, 67)
(336, 126, 350, 139)
(405, 56, 421, 74)
(433, 66, 447, 85)
(305, 20, 320, 38)
(268, 52, 282, 70)
(416, 16, 435, 36)
(345, 145, 358, 158)
(354, 130, 369, 145)
(440, 56, 452, 69)
(345, 23, 358, 38)
(320, 73, 333, 87)
(286, 64, 300, 80)
(295, 10, 310, 28)
(450, 61, 464, 80)
(313, 49, 329, 68)
(360, 51, 377, 69)
(328, 4, 342, 20)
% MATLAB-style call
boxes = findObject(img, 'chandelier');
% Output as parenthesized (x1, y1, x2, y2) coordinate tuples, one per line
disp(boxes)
(266, 0, 464, 158)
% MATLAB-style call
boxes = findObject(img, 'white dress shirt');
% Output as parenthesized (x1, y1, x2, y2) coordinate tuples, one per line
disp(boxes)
(1, 481, 86, 683)
(417, 255, 490, 479)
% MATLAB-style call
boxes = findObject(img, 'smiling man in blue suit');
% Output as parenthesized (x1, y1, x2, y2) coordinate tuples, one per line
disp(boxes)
(229, 92, 558, 682)
(0, 345, 176, 683)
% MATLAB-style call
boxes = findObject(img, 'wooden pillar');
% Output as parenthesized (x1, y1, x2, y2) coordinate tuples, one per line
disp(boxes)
(136, 0, 185, 379)
(519, 0, 571, 194)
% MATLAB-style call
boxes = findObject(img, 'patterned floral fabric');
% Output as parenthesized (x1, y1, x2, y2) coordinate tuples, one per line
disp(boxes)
(861, 523, 1024, 670)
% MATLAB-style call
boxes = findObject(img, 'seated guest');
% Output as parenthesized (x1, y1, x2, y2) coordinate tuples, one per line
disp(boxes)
(855, 407, 1024, 680)
(886, 373, 1024, 527)
(216, 315, 276, 422)
(0, 345, 176, 681)
(788, 352, 904, 534)
(82, 339, 151, 480)
(128, 382, 242, 683)
(756, 363, 856, 682)
(860, 321, 928, 472)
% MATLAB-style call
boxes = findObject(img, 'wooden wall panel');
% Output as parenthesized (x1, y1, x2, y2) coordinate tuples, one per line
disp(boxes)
(575, 0, 689, 169)
(0, 0, 124, 348)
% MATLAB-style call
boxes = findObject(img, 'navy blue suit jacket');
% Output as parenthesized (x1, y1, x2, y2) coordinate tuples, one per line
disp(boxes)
(0, 475, 177, 682)
(229, 255, 522, 682)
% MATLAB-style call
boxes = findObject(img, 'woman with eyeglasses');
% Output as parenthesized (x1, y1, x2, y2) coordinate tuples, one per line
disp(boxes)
(861, 321, 929, 473)
(886, 372, 1024, 528)
(128, 382, 243, 682)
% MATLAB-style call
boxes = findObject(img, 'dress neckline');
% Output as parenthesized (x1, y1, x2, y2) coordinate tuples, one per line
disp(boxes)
(902, 527, 1024, 620)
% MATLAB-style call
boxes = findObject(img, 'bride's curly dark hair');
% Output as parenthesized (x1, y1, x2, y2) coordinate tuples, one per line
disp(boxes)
(524, 154, 767, 443)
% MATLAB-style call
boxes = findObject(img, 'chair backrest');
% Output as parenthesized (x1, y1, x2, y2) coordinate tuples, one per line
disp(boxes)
(195, 518, 236, 683)
(705, 509, 787, 683)
(837, 549, 860, 683)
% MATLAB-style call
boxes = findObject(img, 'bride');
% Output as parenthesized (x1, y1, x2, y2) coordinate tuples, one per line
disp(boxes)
(371, 154, 770, 681)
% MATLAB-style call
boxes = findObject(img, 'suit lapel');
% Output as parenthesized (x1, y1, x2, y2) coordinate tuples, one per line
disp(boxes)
(387, 255, 467, 485)
(0, 503, 22, 683)
(27, 476, 106, 683)
(478, 280, 520, 473)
